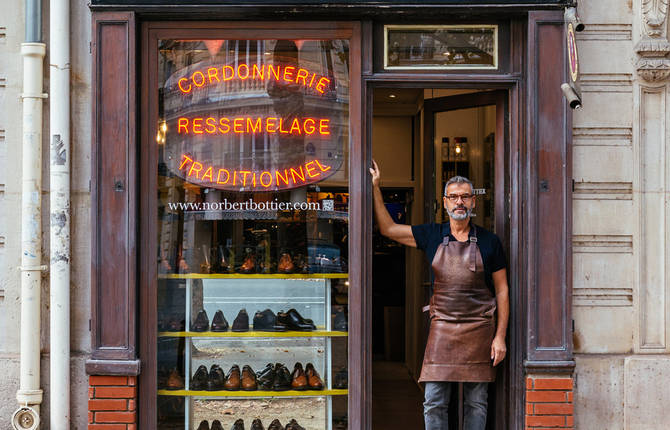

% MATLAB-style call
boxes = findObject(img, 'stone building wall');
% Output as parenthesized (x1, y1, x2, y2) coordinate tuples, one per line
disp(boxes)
(572, 0, 670, 428)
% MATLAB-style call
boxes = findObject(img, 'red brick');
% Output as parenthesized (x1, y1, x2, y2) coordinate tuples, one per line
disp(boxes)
(88, 424, 127, 430)
(89, 399, 128, 411)
(89, 387, 95, 399)
(128, 399, 135, 411)
(526, 415, 566, 427)
(566, 415, 574, 427)
(526, 403, 534, 414)
(567, 391, 573, 402)
(533, 378, 573, 390)
(89, 412, 94, 424)
(534, 402, 573, 415)
(527, 390, 568, 403)
(526, 377, 534, 390)
(128, 425, 136, 430)
(95, 411, 136, 424)
(90, 376, 128, 386)
(128, 376, 137, 386)
(95, 386, 137, 399)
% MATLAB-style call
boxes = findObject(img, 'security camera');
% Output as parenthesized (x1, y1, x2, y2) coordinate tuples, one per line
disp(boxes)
(561, 83, 582, 109)
(564, 7, 584, 32)
(11, 406, 40, 430)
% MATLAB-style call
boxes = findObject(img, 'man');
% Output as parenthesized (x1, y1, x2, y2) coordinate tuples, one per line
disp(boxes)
(370, 160, 509, 430)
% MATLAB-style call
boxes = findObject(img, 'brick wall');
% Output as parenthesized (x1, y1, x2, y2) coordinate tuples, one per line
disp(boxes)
(525, 375, 574, 429)
(88, 376, 138, 430)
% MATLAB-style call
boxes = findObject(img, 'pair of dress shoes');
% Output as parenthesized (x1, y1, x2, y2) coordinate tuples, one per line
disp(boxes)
(290, 362, 324, 390)
(166, 368, 184, 390)
(197, 420, 224, 430)
(192, 364, 257, 391)
(192, 309, 229, 332)
(268, 418, 306, 430)
(239, 254, 256, 274)
(276, 309, 316, 331)
(277, 252, 295, 274)
(256, 363, 292, 391)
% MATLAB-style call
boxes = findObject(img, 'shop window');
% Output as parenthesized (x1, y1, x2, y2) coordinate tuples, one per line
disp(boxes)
(384, 25, 498, 70)
(156, 38, 350, 430)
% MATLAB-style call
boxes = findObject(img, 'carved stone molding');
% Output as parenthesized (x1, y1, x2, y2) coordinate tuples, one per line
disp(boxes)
(637, 0, 670, 81)
(642, 0, 669, 37)
(637, 57, 670, 82)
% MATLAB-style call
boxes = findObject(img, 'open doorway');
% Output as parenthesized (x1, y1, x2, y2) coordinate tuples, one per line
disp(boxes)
(371, 88, 507, 430)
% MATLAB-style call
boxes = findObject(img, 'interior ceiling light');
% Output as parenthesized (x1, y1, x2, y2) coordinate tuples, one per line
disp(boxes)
(388, 94, 397, 98)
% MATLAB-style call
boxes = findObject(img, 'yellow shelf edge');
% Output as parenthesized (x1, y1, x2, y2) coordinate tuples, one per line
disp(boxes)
(158, 273, 348, 279)
(159, 330, 348, 338)
(157, 389, 348, 397)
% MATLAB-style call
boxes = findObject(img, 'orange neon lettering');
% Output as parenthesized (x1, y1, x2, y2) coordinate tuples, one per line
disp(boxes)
(233, 118, 244, 133)
(279, 118, 290, 134)
(178, 118, 189, 134)
(247, 117, 261, 133)
(202, 166, 214, 182)
(239, 171, 251, 186)
(266, 117, 277, 133)
(205, 117, 217, 134)
(222, 66, 234, 81)
(233, 171, 237, 186)
(178, 78, 192, 93)
(289, 166, 306, 183)
(188, 161, 203, 178)
(296, 68, 309, 85)
(316, 77, 330, 94)
(238, 64, 250, 80)
(252, 64, 264, 80)
(304, 161, 320, 178)
(252, 172, 256, 188)
(283, 66, 295, 83)
(179, 154, 193, 170)
(192, 118, 204, 134)
(319, 119, 330, 135)
(207, 67, 220, 83)
(192, 71, 206, 87)
(268, 65, 281, 81)
(308, 73, 316, 88)
(303, 118, 315, 135)
(219, 117, 230, 134)
(289, 118, 302, 135)
(276, 169, 289, 186)
(315, 159, 331, 172)
(217, 169, 230, 184)
(260, 171, 272, 187)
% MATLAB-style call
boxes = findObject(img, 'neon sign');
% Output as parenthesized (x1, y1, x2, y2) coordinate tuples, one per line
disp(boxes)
(178, 154, 332, 191)
(176, 63, 332, 95)
(176, 116, 330, 136)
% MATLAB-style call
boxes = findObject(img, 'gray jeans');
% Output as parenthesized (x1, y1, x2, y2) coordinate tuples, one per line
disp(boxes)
(423, 381, 488, 430)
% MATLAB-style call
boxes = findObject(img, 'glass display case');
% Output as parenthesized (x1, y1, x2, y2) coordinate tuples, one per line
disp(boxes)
(155, 36, 350, 430)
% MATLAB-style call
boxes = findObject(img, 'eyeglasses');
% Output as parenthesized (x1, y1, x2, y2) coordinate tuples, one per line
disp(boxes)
(445, 193, 474, 202)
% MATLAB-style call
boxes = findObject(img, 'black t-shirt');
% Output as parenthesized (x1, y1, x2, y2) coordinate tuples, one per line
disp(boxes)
(411, 222, 507, 293)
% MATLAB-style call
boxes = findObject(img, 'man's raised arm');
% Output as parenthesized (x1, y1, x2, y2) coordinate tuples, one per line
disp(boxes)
(370, 160, 417, 248)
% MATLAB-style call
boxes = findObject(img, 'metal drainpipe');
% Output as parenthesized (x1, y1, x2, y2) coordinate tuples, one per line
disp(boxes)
(49, 0, 71, 425)
(14, 0, 46, 426)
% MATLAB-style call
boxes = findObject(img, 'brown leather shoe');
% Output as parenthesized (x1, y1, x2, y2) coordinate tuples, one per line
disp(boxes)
(305, 362, 324, 390)
(241, 365, 258, 391)
(267, 419, 283, 430)
(250, 418, 265, 430)
(166, 368, 184, 390)
(291, 362, 307, 391)
(278, 252, 295, 274)
(224, 364, 241, 390)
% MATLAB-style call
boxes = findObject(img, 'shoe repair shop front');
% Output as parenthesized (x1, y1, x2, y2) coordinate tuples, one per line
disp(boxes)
(87, 1, 575, 429)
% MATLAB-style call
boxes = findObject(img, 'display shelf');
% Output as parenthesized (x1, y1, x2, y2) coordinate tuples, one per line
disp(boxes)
(159, 273, 348, 280)
(158, 389, 348, 397)
(159, 330, 348, 338)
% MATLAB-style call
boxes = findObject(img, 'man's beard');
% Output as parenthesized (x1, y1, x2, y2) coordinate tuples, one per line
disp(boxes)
(446, 205, 472, 221)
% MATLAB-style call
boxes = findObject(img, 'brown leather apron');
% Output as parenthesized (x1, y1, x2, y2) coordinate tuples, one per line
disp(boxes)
(419, 225, 497, 382)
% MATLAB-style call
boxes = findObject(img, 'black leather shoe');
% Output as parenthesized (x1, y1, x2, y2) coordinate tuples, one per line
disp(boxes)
(253, 309, 287, 332)
(230, 418, 245, 430)
(276, 309, 316, 331)
(333, 309, 347, 331)
(197, 420, 209, 430)
(211, 310, 229, 332)
(232, 308, 250, 332)
(272, 363, 292, 391)
(250, 418, 265, 430)
(207, 364, 225, 391)
(285, 419, 305, 430)
(192, 309, 209, 332)
(267, 419, 283, 430)
(256, 363, 275, 390)
(191, 365, 209, 390)
(211, 420, 224, 430)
